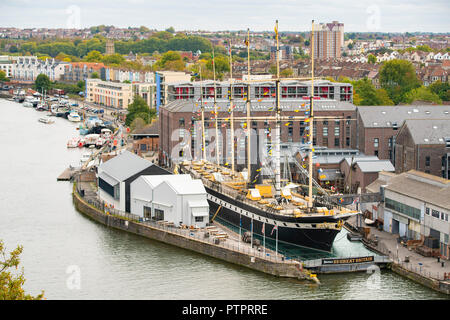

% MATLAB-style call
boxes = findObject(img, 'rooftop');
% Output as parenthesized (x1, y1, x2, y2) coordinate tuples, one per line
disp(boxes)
(402, 119, 450, 145)
(357, 105, 450, 129)
(98, 150, 154, 181)
(385, 170, 450, 210)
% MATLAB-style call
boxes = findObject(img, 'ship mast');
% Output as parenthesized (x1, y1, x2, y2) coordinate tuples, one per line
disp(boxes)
(274, 20, 281, 195)
(228, 39, 235, 173)
(199, 64, 207, 162)
(212, 47, 220, 166)
(308, 20, 315, 209)
(246, 28, 251, 183)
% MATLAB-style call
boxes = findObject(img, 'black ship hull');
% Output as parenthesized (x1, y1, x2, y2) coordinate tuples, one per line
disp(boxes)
(205, 186, 342, 252)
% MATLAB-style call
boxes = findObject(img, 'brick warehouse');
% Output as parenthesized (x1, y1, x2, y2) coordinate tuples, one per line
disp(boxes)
(357, 105, 450, 163)
(395, 119, 450, 179)
(159, 98, 357, 168)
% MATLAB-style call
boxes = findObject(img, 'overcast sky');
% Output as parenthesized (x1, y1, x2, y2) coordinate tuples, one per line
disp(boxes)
(1, 0, 449, 33)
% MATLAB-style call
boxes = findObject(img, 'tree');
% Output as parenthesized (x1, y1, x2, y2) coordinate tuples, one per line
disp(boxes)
(280, 68, 293, 78)
(367, 54, 377, 64)
(429, 80, 450, 101)
(84, 50, 103, 62)
(352, 78, 394, 106)
(102, 53, 125, 66)
(0, 240, 44, 300)
(404, 86, 442, 104)
(125, 95, 156, 127)
(90, 72, 100, 79)
(0, 70, 9, 82)
(165, 27, 175, 33)
(34, 74, 52, 92)
(379, 59, 421, 104)
(130, 117, 147, 132)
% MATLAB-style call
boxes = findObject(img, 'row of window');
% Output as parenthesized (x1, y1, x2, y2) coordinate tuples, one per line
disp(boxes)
(385, 198, 421, 221)
(426, 208, 449, 222)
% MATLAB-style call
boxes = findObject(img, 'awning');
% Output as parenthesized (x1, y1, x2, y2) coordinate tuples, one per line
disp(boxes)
(98, 171, 119, 186)
(191, 206, 209, 217)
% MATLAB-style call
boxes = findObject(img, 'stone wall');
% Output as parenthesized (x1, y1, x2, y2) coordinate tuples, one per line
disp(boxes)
(72, 187, 309, 281)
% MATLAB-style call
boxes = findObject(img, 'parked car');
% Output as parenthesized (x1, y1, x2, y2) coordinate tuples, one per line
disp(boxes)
(71, 103, 79, 107)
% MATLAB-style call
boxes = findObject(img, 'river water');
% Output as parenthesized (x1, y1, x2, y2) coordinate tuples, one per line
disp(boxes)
(0, 99, 448, 300)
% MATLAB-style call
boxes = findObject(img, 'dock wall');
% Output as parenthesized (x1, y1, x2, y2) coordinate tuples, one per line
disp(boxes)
(72, 187, 310, 281)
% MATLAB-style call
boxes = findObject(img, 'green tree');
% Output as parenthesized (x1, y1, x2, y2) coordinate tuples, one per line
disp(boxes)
(352, 78, 394, 106)
(165, 27, 175, 33)
(429, 80, 450, 101)
(0, 70, 9, 82)
(367, 54, 377, 64)
(0, 240, 44, 300)
(280, 68, 293, 78)
(34, 74, 52, 92)
(84, 50, 103, 62)
(404, 86, 442, 104)
(379, 59, 421, 104)
(125, 95, 156, 127)
(102, 53, 125, 66)
(91, 72, 100, 79)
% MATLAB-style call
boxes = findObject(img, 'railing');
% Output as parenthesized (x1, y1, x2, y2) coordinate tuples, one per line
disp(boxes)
(77, 188, 300, 266)
(375, 241, 448, 281)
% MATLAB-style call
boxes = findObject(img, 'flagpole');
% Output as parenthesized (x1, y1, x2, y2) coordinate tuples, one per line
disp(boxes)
(250, 215, 253, 249)
(263, 222, 266, 257)
(239, 213, 241, 250)
(199, 64, 206, 162)
(229, 40, 235, 174)
(276, 224, 278, 258)
(212, 46, 220, 166)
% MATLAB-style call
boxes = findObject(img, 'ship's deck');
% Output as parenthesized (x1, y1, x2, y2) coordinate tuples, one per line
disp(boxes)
(180, 161, 358, 219)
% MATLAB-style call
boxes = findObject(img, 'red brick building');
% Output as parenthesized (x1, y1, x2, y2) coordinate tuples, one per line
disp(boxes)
(395, 119, 450, 179)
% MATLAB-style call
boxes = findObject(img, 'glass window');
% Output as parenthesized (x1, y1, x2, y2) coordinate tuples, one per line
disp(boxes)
(195, 216, 204, 222)
(432, 210, 440, 218)
(426, 208, 430, 215)
(374, 138, 379, 148)
(323, 127, 328, 136)
(154, 209, 164, 221)
(334, 127, 340, 136)
(385, 198, 421, 221)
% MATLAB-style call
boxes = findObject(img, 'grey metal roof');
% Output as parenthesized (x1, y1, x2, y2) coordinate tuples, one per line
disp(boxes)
(385, 170, 450, 209)
(356, 160, 395, 173)
(99, 150, 154, 182)
(403, 119, 450, 145)
(163, 99, 356, 113)
(98, 171, 119, 186)
(357, 105, 450, 128)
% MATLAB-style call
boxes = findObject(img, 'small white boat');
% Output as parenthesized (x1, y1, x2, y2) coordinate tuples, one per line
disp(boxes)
(68, 111, 81, 122)
(38, 116, 54, 124)
(23, 102, 33, 108)
(83, 133, 99, 147)
(67, 137, 80, 148)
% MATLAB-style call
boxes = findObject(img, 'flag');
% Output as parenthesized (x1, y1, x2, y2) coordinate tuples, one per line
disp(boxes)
(244, 38, 249, 47)
(271, 224, 278, 236)
(274, 24, 278, 37)
(262, 222, 265, 234)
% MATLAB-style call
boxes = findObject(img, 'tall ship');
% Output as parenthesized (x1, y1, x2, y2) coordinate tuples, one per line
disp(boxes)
(177, 21, 359, 252)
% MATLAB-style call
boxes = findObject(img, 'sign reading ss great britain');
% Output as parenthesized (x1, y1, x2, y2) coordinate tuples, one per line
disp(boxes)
(322, 256, 375, 265)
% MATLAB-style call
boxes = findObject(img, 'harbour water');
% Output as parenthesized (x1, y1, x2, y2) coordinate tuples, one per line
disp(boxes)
(0, 99, 448, 300)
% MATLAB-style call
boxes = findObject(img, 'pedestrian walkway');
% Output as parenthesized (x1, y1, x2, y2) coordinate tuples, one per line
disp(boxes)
(347, 215, 450, 281)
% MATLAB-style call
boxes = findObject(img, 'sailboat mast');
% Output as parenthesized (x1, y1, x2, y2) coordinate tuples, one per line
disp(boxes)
(308, 20, 315, 209)
(229, 39, 235, 173)
(246, 28, 251, 182)
(274, 20, 281, 195)
(199, 65, 207, 162)
(212, 47, 220, 166)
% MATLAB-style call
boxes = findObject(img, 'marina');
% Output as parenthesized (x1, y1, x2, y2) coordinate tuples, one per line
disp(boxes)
(0, 98, 448, 299)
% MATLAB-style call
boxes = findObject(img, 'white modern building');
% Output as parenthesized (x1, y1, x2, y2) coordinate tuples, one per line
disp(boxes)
(97, 150, 170, 212)
(130, 174, 209, 228)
